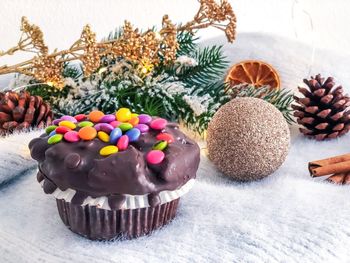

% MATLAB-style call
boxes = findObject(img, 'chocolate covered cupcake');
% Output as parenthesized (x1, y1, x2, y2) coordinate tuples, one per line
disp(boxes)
(29, 108, 200, 240)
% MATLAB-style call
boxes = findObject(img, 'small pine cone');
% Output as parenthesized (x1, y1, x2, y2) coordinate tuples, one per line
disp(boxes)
(0, 90, 53, 136)
(292, 74, 350, 140)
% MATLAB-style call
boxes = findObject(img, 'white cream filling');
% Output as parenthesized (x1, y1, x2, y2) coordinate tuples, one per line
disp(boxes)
(41, 179, 195, 210)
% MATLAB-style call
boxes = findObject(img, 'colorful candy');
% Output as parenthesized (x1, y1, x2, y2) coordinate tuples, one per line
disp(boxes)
(109, 128, 122, 144)
(150, 118, 167, 130)
(156, 133, 174, 143)
(45, 125, 57, 134)
(78, 121, 94, 128)
(74, 114, 87, 122)
(125, 128, 141, 142)
(64, 131, 80, 142)
(146, 150, 165, 164)
(131, 113, 139, 119)
(61, 115, 77, 123)
(59, 120, 76, 130)
(128, 116, 139, 126)
(135, 124, 149, 133)
(78, 126, 97, 140)
(94, 123, 114, 133)
(116, 108, 131, 122)
(97, 131, 110, 143)
(99, 114, 116, 123)
(100, 145, 119, 156)
(48, 134, 63, 144)
(117, 135, 129, 151)
(52, 119, 62, 125)
(138, 114, 152, 124)
(56, 126, 71, 134)
(109, 121, 121, 128)
(153, 140, 168, 151)
(119, 123, 133, 132)
(47, 109, 172, 161)
(89, 110, 105, 123)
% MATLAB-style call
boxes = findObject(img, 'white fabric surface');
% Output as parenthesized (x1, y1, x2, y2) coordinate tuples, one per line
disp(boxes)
(1, 33, 350, 262)
(0, 130, 41, 186)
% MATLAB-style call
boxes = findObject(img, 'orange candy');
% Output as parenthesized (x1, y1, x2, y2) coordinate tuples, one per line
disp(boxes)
(128, 116, 139, 126)
(88, 110, 105, 123)
(78, 126, 97, 140)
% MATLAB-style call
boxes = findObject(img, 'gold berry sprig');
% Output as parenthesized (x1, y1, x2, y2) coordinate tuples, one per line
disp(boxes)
(0, 0, 236, 87)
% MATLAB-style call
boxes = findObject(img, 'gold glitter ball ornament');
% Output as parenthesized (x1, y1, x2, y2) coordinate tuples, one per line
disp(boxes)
(207, 97, 290, 181)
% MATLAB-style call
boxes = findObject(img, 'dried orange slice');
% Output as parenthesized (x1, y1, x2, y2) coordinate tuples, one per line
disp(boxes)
(225, 60, 280, 90)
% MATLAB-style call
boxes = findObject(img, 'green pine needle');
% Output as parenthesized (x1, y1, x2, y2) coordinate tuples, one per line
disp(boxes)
(175, 45, 228, 87)
(176, 31, 198, 56)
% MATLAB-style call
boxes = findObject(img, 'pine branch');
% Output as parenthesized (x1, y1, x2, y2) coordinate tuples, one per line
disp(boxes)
(231, 84, 295, 124)
(22, 25, 230, 135)
(62, 62, 83, 80)
(176, 31, 198, 56)
(177, 45, 228, 87)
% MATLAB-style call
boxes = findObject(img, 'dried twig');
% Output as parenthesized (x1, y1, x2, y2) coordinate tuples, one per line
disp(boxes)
(0, 0, 236, 87)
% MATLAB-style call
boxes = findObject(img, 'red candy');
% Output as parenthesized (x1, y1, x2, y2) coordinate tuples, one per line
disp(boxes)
(74, 114, 87, 122)
(117, 135, 129, 151)
(55, 126, 71, 134)
(156, 133, 174, 143)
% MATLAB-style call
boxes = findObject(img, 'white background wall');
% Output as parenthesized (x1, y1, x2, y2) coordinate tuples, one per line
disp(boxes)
(0, 0, 349, 77)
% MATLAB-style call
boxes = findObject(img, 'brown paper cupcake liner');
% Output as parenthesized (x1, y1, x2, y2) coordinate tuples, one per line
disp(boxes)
(56, 198, 180, 240)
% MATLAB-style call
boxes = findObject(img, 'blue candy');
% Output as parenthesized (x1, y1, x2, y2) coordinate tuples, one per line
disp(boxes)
(125, 128, 141, 142)
(109, 128, 122, 144)
(49, 130, 56, 137)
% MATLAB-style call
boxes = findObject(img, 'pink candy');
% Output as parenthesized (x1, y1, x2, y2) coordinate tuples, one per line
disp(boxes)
(150, 118, 167, 130)
(146, 150, 165, 165)
(99, 114, 116, 123)
(117, 135, 129, 151)
(64, 131, 80, 142)
(109, 121, 122, 128)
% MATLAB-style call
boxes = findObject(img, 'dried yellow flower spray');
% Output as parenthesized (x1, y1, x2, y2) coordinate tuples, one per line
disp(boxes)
(0, 0, 236, 87)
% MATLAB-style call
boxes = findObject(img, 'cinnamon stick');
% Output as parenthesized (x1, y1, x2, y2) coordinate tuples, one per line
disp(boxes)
(344, 174, 350, 184)
(308, 153, 350, 177)
(327, 173, 346, 184)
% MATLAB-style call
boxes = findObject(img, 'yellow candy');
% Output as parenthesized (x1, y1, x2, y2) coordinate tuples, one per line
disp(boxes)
(116, 108, 132, 122)
(59, 120, 76, 130)
(97, 131, 110, 143)
(100, 145, 119, 156)
(130, 113, 139, 118)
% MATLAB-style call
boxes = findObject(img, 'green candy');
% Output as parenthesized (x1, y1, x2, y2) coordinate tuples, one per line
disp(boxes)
(119, 123, 133, 132)
(78, 121, 94, 128)
(152, 140, 168, 151)
(45, 125, 57, 134)
(48, 134, 63, 144)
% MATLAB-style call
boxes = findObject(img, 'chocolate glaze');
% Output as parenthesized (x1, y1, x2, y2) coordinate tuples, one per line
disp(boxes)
(29, 123, 200, 208)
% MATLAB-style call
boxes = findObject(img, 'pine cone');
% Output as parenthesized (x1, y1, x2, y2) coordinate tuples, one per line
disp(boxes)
(292, 74, 350, 140)
(0, 90, 53, 136)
